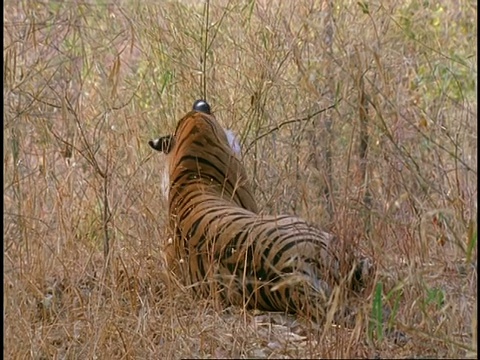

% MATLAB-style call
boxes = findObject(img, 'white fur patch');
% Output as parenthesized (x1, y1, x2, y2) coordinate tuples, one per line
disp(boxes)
(161, 164, 170, 199)
(224, 128, 242, 157)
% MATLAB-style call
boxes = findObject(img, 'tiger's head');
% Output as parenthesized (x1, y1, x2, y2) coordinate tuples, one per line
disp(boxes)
(149, 100, 241, 157)
(149, 100, 258, 213)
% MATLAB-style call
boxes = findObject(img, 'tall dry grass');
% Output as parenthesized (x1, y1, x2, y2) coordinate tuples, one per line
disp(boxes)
(4, 0, 477, 358)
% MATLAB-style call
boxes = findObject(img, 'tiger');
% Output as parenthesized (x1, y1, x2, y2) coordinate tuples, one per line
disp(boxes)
(149, 100, 372, 324)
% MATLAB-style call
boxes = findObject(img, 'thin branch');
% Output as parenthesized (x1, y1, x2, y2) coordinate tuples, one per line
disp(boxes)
(244, 99, 342, 155)
(201, 0, 210, 98)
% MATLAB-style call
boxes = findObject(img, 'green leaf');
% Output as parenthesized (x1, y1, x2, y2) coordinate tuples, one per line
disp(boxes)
(368, 281, 384, 342)
(466, 221, 477, 263)
(426, 287, 445, 308)
(357, 1, 369, 14)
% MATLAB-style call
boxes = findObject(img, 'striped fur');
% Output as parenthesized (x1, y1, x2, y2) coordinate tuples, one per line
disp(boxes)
(149, 100, 369, 323)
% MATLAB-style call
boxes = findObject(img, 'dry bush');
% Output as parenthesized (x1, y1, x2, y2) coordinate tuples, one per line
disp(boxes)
(4, 0, 476, 359)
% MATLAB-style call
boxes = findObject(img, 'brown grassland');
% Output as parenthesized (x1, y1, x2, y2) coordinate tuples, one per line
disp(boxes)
(3, 0, 477, 358)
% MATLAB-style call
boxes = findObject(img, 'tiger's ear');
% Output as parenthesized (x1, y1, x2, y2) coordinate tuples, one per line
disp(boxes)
(149, 135, 175, 154)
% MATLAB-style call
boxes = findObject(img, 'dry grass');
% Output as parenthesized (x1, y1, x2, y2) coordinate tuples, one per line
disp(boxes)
(3, 0, 477, 359)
